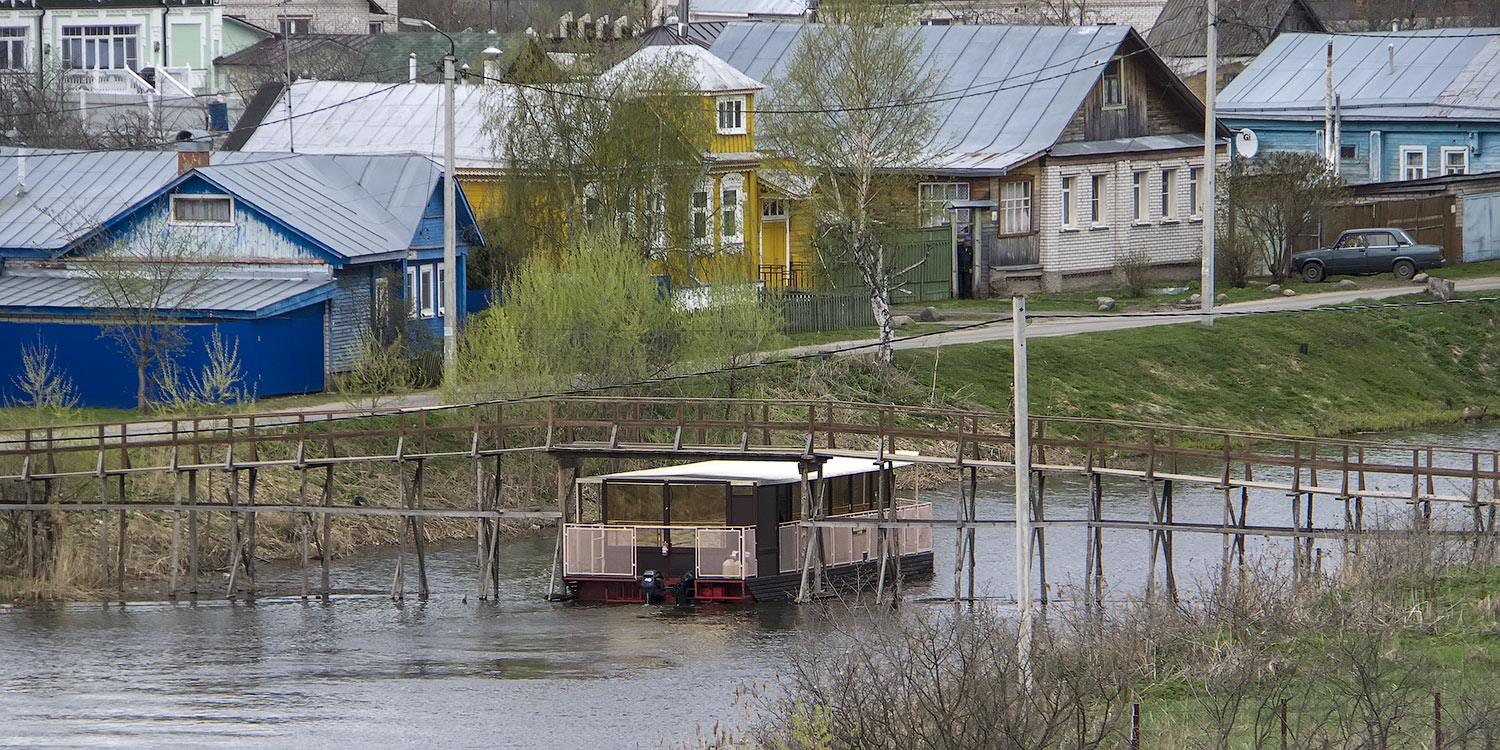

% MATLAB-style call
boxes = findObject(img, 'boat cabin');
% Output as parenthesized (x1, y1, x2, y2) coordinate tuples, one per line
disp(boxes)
(561, 457, 934, 603)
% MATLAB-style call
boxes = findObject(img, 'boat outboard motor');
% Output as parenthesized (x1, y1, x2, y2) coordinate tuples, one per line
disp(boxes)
(640, 570, 667, 604)
(669, 570, 696, 602)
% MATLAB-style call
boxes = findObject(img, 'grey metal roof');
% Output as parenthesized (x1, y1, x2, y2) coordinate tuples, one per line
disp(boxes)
(0, 269, 333, 317)
(1049, 133, 1206, 157)
(236, 81, 501, 168)
(607, 44, 763, 93)
(0, 150, 450, 260)
(708, 23, 1140, 175)
(1218, 29, 1500, 121)
(639, 21, 729, 49)
(690, 0, 807, 18)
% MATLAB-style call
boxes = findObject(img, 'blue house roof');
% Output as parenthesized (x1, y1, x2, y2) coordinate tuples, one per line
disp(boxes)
(1219, 29, 1500, 122)
(0, 150, 483, 261)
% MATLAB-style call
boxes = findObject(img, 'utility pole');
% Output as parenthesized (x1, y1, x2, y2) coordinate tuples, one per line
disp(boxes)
(1201, 0, 1217, 313)
(1013, 294, 1033, 686)
(442, 50, 458, 375)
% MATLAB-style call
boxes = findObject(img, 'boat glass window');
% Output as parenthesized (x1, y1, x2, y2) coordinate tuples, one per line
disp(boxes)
(604, 482, 664, 524)
(668, 483, 727, 526)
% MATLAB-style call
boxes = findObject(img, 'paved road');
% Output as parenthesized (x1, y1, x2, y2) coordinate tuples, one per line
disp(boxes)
(784, 276, 1500, 357)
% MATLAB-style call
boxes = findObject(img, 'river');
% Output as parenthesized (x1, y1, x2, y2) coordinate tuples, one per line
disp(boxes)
(4, 422, 1496, 748)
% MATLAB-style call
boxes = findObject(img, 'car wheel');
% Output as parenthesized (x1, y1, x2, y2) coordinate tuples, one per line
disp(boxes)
(1393, 260, 1416, 281)
(1301, 263, 1325, 283)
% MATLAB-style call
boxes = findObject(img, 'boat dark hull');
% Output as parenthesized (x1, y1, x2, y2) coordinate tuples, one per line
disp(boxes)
(566, 552, 935, 604)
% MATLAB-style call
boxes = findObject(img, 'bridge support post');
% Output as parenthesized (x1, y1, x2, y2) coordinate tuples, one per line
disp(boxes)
(547, 456, 580, 601)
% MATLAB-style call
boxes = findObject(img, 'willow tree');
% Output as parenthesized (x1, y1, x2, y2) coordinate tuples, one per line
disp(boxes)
(759, 1, 940, 363)
(483, 50, 712, 282)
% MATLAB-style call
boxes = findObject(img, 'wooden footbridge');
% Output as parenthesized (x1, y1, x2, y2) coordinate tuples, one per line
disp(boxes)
(1, 396, 1496, 604)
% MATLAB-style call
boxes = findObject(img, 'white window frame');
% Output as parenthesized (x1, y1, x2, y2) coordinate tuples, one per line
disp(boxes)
(436, 266, 447, 316)
(691, 187, 712, 244)
(61, 24, 139, 70)
(719, 173, 745, 247)
(1061, 175, 1076, 229)
(0, 27, 25, 71)
(419, 265, 435, 319)
(368, 21, 385, 35)
(761, 198, 787, 220)
(1188, 166, 1202, 218)
(918, 182, 970, 228)
(716, 95, 746, 135)
(1160, 168, 1178, 221)
(406, 266, 419, 319)
(1131, 171, 1147, 223)
(1441, 146, 1469, 176)
(169, 194, 234, 226)
(1089, 174, 1107, 226)
(998, 180, 1032, 235)
(1400, 146, 1427, 181)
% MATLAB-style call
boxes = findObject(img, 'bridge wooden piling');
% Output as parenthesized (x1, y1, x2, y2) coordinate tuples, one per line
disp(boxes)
(1, 397, 1496, 605)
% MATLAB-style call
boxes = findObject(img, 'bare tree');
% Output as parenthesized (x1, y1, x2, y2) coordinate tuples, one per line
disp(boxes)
(759, 0, 940, 363)
(0, 64, 167, 150)
(75, 219, 225, 409)
(484, 48, 709, 282)
(1221, 151, 1348, 282)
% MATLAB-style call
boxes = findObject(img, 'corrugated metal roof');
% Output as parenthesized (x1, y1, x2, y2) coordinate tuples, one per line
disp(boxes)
(215, 34, 374, 68)
(1049, 133, 1204, 156)
(0, 270, 334, 317)
(639, 21, 729, 49)
(1218, 29, 1500, 121)
(709, 23, 1136, 174)
(0, 150, 448, 260)
(607, 44, 763, 93)
(1149, 0, 1326, 59)
(237, 81, 502, 168)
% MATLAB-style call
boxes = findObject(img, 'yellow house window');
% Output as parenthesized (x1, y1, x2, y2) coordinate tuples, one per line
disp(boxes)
(716, 96, 746, 135)
(692, 189, 711, 241)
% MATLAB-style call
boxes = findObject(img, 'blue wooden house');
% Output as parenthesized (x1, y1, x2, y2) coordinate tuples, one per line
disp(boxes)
(1220, 29, 1500, 184)
(0, 146, 481, 408)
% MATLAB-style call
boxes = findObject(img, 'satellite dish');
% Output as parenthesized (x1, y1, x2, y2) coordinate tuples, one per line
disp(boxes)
(1235, 128, 1260, 159)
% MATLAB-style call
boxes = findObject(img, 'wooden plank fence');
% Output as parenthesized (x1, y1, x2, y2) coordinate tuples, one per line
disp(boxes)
(777, 291, 877, 334)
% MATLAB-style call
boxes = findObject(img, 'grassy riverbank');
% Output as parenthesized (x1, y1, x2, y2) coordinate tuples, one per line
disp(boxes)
(898, 293, 1500, 435)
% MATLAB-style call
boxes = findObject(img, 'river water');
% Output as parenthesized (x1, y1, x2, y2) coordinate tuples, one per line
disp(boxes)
(4, 423, 1497, 749)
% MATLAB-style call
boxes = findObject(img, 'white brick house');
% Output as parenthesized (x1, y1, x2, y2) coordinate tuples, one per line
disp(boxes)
(711, 23, 1230, 295)
(221, 0, 398, 37)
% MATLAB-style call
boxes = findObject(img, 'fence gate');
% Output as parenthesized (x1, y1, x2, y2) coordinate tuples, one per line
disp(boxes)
(1462, 192, 1500, 263)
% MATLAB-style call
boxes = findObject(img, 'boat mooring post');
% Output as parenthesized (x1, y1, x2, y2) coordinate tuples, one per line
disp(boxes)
(1013, 294, 1034, 684)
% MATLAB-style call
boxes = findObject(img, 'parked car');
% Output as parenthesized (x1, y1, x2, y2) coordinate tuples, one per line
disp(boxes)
(1290, 228, 1445, 283)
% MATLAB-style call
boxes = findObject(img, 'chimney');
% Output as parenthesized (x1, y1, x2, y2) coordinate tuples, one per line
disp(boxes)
(176, 129, 210, 174)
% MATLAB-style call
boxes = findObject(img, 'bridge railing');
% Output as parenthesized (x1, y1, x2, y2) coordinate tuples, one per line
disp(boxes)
(779, 501, 934, 573)
(561, 524, 757, 580)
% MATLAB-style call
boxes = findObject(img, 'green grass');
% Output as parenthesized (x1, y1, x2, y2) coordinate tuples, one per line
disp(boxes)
(1430, 259, 1500, 280)
(0, 390, 376, 431)
(898, 292, 1500, 435)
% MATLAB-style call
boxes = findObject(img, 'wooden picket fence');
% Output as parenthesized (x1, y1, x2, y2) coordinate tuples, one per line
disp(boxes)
(776, 291, 877, 334)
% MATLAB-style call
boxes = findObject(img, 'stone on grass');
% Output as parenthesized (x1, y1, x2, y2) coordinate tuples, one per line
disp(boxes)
(1266, 283, 1282, 293)
(1426, 277, 1456, 301)
(1338, 279, 1358, 289)
(919, 306, 945, 322)
(1216, 293, 1228, 303)
(1282, 289, 1297, 297)
(892, 315, 915, 327)
(1096, 296, 1115, 311)
(1413, 273, 1430, 283)
(1188, 293, 1202, 303)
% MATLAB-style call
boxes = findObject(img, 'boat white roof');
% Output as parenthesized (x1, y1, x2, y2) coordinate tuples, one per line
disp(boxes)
(579, 457, 911, 485)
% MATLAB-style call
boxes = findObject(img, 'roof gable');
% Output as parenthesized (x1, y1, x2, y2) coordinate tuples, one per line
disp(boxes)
(607, 44, 764, 93)
(1150, 0, 1328, 58)
(709, 23, 1195, 174)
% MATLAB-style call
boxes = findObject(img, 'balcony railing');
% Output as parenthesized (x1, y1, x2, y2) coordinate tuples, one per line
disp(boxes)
(759, 262, 814, 291)
(778, 501, 934, 573)
(562, 524, 758, 580)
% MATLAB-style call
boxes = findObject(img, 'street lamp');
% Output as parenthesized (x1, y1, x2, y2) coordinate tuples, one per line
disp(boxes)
(401, 17, 459, 376)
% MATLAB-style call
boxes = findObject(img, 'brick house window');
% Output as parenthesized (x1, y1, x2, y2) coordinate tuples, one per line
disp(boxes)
(1160, 168, 1178, 220)
(998, 180, 1031, 235)
(1061, 176, 1076, 228)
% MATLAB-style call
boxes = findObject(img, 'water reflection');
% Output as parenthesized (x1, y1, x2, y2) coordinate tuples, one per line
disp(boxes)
(3, 422, 1496, 748)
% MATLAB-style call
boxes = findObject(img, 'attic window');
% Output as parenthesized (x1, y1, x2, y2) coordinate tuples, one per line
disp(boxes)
(170, 195, 233, 226)
(716, 96, 746, 135)
(1101, 57, 1124, 110)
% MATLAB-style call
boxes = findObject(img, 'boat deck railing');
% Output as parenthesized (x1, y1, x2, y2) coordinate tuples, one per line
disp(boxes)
(779, 501, 934, 573)
(562, 524, 758, 580)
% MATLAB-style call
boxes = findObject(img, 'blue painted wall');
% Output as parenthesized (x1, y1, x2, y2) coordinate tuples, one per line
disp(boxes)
(1224, 118, 1500, 185)
(0, 304, 326, 409)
